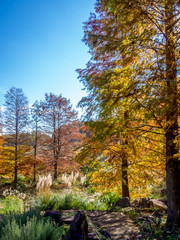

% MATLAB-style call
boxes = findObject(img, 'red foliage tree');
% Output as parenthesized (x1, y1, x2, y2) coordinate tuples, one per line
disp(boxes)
(41, 93, 80, 179)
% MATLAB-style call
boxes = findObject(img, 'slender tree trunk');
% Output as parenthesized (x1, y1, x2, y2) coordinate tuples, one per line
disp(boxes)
(14, 140, 18, 184)
(122, 111, 130, 198)
(53, 131, 58, 180)
(54, 156, 58, 180)
(14, 109, 18, 184)
(53, 114, 58, 180)
(165, 0, 180, 228)
(121, 32, 130, 198)
(33, 123, 38, 182)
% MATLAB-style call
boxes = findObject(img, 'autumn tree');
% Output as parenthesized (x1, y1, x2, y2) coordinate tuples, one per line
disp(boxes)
(77, 2, 165, 198)
(100, 0, 180, 228)
(3, 87, 30, 183)
(41, 93, 79, 179)
(76, 118, 165, 198)
(78, 0, 179, 228)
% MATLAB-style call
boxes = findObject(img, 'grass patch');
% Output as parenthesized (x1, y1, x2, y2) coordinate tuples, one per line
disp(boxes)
(32, 191, 119, 211)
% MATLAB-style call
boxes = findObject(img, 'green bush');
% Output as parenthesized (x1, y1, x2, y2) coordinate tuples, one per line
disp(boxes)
(0, 211, 66, 240)
(0, 210, 43, 232)
(87, 186, 95, 194)
(1, 196, 24, 214)
(95, 192, 119, 209)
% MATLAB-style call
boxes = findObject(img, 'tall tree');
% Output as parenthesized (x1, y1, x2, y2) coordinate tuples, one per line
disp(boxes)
(41, 93, 78, 179)
(78, 0, 179, 227)
(77, 2, 156, 198)
(3, 87, 29, 183)
(101, 0, 180, 228)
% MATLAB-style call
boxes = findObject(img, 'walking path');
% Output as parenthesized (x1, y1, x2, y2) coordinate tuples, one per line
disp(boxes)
(85, 211, 140, 240)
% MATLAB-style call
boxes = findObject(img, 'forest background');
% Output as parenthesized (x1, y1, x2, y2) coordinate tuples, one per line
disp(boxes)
(0, 0, 179, 231)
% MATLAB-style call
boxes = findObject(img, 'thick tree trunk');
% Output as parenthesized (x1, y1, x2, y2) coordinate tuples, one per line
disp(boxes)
(122, 158, 129, 198)
(165, 0, 180, 228)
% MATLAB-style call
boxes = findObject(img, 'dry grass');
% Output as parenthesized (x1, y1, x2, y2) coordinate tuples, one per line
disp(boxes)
(36, 174, 52, 198)
(61, 172, 87, 188)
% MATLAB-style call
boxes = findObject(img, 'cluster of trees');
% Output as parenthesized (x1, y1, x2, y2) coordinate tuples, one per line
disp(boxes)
(76, 0, 179, 228)
(0, 0, 179, 229)
(0, 87, 82, 183)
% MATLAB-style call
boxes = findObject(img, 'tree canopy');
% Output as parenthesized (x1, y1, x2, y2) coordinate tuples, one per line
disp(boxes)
(77, 0, 180, 228)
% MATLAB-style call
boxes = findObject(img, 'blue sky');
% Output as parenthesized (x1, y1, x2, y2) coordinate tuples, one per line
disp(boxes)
(0, 0, 95, 115)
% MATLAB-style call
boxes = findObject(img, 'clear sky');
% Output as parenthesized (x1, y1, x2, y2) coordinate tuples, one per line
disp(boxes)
(0, 0, 95, 116)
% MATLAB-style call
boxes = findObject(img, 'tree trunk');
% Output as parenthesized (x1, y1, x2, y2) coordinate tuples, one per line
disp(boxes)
(54, 156, 58, 180)
(121, 111, 130, 198)
(14, 119, 18, 184)
(165, 0, 180, 228)
(122, 157, 129, 198)
(33, 163, 36, 182)
(33, 123, 38, 182)
(14, 147, 18, 184)
(53, 114, 58, 180)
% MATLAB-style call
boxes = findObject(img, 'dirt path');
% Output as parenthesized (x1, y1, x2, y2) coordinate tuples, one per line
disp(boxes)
(85, 211, 140, 240)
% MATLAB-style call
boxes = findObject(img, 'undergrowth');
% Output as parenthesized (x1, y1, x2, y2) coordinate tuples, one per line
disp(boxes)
(0, 210, 67, 240)
(32, 191, 119, 211)
(138, 215, 180, 240)
(0, 196, 24, 214)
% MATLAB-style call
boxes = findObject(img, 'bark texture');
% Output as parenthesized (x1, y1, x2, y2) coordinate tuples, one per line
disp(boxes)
(165, 0, 180, 228)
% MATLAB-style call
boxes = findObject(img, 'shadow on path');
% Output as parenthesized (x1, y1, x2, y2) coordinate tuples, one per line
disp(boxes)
(85, 211, 140, 240)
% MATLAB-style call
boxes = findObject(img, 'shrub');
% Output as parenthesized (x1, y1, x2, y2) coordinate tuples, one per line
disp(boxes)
(0, 210, 66, 240)
(1, 196, 24, 214)
(95, 192, 120, 209)
(0, 210, 42, 234)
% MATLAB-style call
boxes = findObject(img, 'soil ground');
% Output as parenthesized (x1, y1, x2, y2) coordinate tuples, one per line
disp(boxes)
(62, 210, 140, 239)
(85, 211, 140, 240)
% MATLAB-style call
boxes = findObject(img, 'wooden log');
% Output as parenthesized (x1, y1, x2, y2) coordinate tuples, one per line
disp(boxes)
(64, 211, 88, 240)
